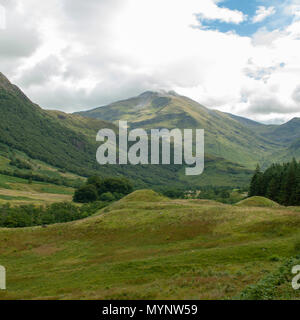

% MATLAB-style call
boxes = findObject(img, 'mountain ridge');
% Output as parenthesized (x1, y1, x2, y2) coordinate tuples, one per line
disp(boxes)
(76, 90, 291, 168)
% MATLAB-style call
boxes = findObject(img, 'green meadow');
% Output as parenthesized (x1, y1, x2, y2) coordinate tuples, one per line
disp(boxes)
(0, 190, 300, 300)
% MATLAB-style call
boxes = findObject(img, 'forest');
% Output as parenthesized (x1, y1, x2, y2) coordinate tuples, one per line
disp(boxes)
(249, 159, 300, 206)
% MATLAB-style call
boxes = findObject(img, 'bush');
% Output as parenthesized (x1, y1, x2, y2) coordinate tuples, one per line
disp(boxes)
(9, 157, 33, 170)
(162, 189, 185, 199)
(73, 176, 133, 203)
(99, 192, 115, 202)
(269, 255, 280, 262)
(73, 184, 98, 203)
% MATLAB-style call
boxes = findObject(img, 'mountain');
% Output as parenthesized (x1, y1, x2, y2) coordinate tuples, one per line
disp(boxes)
(0, 72, 108, 177)
(0, 74, 252, 188)
(77, 90, 285, 168)
(261, 117, 300, 144)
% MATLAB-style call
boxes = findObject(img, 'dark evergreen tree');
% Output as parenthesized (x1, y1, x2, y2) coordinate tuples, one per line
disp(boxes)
(249, 164, 262, 197)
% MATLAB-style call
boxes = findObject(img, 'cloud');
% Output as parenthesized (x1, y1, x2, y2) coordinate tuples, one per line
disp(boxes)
(0, 0, 41, 75)
(292, 85, 300, 102)
(17, 56, 61, 87)
(0, 0, 299, 124)
(196, 1, 246, 24)
(252, 6, 276, 23)
(244, 61, 285, 82)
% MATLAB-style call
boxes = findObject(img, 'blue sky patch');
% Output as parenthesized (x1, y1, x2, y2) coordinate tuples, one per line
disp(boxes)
(197, 0, 295, 37)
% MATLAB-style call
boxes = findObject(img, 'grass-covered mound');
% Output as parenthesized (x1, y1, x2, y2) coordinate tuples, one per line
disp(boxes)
(119, 189, 167, 203)
(1, 192, 300, 300)
(236, 196, 280, 208)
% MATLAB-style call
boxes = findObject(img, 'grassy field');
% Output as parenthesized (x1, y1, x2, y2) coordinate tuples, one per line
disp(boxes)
(0, 173, 74, 205)
(0, 190, 300, 300)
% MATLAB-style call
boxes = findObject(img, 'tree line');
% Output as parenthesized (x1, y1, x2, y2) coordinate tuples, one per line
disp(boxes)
(249, 159, 300, 206)
(73, 176, 133, 203)
(0, 201, 106, 228)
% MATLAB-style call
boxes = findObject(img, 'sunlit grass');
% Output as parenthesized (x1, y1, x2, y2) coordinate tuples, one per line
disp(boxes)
(0, 190, 300, 300)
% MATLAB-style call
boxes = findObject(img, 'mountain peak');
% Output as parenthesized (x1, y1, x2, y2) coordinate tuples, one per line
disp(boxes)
(139, 90, 180, 98)
(0, 72, 32, 103)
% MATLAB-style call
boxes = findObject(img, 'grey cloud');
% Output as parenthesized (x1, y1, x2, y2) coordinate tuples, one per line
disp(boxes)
(0, 0, 41, 59)
(21, 72, 164, 112)
(246, 96, 299, 115)
(292, 86, 300, 103)
(17, 56, 61, 87)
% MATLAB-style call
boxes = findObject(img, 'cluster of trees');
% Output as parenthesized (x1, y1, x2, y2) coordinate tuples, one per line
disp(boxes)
(159, 186, 246, 204)
(196, 186, 246, 204)
(161, 189, 186, 199)
(249, 159, 300, 206)
(73, 176, 133, 203)
(9, 157, 33, 170)
(0, 201, 106, 228)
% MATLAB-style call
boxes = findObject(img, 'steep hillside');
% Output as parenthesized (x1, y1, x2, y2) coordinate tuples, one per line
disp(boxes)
(1, 190, 300, 299)
(0, 73, 100, 176)
(77, 91, 282, 168)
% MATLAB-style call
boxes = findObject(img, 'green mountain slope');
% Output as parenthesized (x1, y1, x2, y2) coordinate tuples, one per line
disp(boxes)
(0, 73, 107, 176)
(77, 91, 283, 168)
(0, 74, 252, 188)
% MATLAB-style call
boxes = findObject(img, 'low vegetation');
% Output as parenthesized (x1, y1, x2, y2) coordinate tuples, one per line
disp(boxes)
(238, 254, 300, 300)
(1, 190, 300, 300)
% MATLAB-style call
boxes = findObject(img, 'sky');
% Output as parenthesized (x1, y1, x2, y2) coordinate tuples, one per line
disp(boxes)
(0, 0, 300, 124)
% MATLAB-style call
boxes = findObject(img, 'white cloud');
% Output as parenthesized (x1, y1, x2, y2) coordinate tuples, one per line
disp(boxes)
(0, 0, 300, 123)
(252, 6, 276, 24)
(196, 1, 246, 24)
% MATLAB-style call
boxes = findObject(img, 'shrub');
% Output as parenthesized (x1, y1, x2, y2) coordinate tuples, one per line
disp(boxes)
(73, 176, 133, 203)
(73, 184, 98, 203)
(100, 192, 115, 202)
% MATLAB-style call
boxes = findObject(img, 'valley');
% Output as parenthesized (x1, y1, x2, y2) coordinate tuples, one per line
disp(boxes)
(0, 73, 300, 300)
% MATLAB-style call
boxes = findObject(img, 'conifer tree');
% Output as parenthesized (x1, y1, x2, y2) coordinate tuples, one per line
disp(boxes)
(249, 164, 262, 197)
